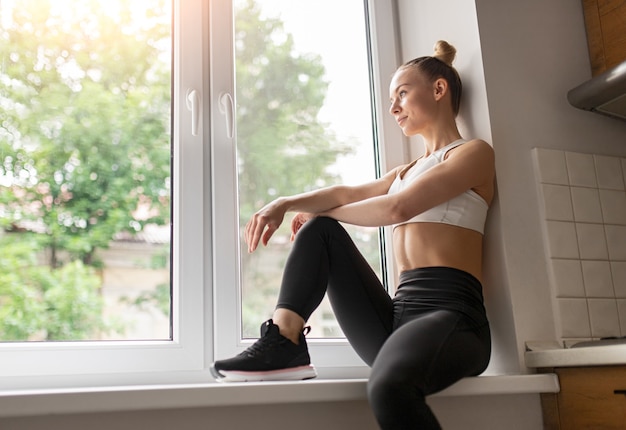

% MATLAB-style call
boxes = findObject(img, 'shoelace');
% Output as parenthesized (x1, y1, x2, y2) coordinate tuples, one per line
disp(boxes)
(245, 334, 280, 357)
(244, 325, 311, 357)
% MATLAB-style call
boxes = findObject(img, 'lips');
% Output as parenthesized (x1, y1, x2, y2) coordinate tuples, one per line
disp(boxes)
(397, 116, 407, 126)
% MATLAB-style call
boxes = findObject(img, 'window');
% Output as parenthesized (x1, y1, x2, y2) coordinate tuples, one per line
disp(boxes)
(0, 0, 207, 387)
(0, 0, 171, 343)
(212, 0, 403, 374)
(234, 0, 385, 339)
(0, 0, 400, 389)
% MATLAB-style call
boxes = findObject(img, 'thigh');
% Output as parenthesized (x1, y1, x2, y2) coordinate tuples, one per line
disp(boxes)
(311, 218, 394, 365)
(371, 309, 490, 395)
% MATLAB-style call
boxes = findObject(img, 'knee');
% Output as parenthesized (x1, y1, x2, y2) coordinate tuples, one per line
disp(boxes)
(299, 216, 342, 236)
(367, 374, 434, 429)
(306, 215, 339, 229)
(367, 372, 424, 411)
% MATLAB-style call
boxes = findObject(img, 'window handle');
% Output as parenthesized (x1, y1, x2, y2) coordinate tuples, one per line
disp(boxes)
(186, 88, 200, 136)
(219, 92, 234, 139)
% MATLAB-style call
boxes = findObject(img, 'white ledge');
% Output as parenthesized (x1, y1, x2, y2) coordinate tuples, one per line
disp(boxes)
(525, 344, 626, 368)
(0, 374, 559, 418)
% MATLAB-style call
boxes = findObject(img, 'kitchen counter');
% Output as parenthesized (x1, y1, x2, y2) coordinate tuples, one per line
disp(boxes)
(525, 340, 626, 368)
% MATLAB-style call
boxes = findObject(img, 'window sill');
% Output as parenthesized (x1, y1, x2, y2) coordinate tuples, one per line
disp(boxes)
(0, 374, 558, 418)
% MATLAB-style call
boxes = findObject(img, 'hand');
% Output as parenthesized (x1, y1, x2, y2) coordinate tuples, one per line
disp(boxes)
(290, 212, 314, 241)
(244, 200, 287, 253)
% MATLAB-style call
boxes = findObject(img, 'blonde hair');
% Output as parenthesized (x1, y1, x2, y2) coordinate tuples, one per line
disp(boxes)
(432, 40, 456, 67)
(401, 40, 463, 115)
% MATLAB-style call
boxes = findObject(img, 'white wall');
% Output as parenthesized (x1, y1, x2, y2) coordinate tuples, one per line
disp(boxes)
(397, 0, 626, 374)
(395, 0, 626, 427)
(395, 0, 521, 376)
(474, 0, 626, 361)
(0, 395, 545, 430)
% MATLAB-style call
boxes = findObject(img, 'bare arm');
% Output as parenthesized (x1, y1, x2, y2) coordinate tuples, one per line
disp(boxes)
(245, 168, 400, 252)
(322, 140, 495, 226)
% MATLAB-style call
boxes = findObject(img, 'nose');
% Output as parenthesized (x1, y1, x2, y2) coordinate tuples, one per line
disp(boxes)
(389, 99, 400, 115)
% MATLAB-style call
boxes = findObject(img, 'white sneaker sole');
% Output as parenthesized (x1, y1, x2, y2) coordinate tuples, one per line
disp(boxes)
(212, 364, 317, 382)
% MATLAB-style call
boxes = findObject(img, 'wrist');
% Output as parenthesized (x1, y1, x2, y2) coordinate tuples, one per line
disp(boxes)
(276, 196, 291, 212)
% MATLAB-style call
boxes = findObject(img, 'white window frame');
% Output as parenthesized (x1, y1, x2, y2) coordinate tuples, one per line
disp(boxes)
(0, 0, 403, 391)
(0, 0, 211, 390)
(211, 0, 405, 378)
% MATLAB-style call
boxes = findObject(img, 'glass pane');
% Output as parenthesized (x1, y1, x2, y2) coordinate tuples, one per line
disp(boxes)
(0, 0, 172, 341)
(234, 0, 384, 338)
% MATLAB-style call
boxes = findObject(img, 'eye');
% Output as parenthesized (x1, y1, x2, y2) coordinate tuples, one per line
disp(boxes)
(390, 89, 407, 106)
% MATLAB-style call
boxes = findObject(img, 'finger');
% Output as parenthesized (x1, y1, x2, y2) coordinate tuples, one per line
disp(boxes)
(245, 217, 257, 251)
(249, 217, 265, 253)
(262, 224, 277, 246)
(244, 219, 252, 245)
(290, 215, 300, 235)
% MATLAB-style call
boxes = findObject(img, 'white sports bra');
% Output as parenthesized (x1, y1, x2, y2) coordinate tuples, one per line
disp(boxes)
(387, 139, 488, 234)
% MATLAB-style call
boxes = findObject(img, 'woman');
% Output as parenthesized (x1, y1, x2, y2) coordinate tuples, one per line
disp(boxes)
(211, 40, 494, 430)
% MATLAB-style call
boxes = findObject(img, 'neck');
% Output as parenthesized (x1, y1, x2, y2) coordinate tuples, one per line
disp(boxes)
(420, 127, 462, 157)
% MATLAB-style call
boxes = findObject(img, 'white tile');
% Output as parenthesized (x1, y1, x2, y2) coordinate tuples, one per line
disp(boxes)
(618, 299, 626, 336)
(605, 225, 626, 261)
(540, 184, 574, 221)
(570, 187, 603, 223)
(551, 259, 585, 297)
(599, 189, 626, 225)
(581, 260, 614, 298)
(588, 298, 621, 338)
(546, 221, 579, 259)
(566, 152, 597, 188)
(595, 155, 625, 190)
(612, 262, 626, 298)
(533, 148, 568, 185)
(558, 298, 591, 338)
(576, 223, 609, 260)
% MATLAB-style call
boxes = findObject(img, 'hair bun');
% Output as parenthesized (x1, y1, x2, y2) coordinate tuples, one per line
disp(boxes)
(433, 40, 456, 67)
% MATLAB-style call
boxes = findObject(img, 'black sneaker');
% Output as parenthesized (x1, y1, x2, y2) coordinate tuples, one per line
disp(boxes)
(210, 319, 317, 382)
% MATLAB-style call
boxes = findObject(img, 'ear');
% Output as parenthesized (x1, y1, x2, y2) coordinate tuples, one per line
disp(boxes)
(433, 78, 448, 101)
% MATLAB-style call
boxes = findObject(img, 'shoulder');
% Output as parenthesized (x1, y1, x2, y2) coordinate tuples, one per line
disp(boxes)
(446, 139, 494, 165)
(455, 139, 493, 155)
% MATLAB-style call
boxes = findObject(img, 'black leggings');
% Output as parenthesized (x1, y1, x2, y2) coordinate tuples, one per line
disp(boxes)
(276, 217, 491, 430)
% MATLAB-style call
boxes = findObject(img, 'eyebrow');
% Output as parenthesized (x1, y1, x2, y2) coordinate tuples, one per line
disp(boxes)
(389, 83, 409, 101)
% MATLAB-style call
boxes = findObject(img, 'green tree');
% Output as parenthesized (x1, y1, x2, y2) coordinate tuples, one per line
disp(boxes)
(0, 0, 170, 267)
(235, 0, 351, 223)
(234, 1, 359, 335)
(0, 0, 170, 339)
(0, 0, 357, 340)
(0, 234, 113, 340)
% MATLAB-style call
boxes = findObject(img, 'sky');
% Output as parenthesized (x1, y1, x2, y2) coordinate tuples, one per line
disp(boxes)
(254, 0, 379, 185)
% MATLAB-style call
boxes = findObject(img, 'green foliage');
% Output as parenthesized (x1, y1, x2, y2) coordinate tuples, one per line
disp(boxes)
(0, 0, 352, 340)
(0, 0, 171, 267)
(0, 236, 46, 340)
(0, 0, 169, 340)
(235, 0, 352, 222)
(38, 260, 113, 340)
(0, 234, 117, 340)
(120, 245, 171, 318)
(124, 283, 171, 317)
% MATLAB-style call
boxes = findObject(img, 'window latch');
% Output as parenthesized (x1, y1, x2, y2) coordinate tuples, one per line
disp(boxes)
(186, 88, 200, 136)
(219, 92, 234, 139)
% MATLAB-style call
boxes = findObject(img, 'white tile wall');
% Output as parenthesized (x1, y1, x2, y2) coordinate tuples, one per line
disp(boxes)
(551, 259, 585, 297)
(613, 262, 626, 298)
(533, 148, 626, 341)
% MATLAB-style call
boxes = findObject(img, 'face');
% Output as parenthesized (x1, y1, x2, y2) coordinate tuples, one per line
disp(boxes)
(388, 67, 440, 136)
